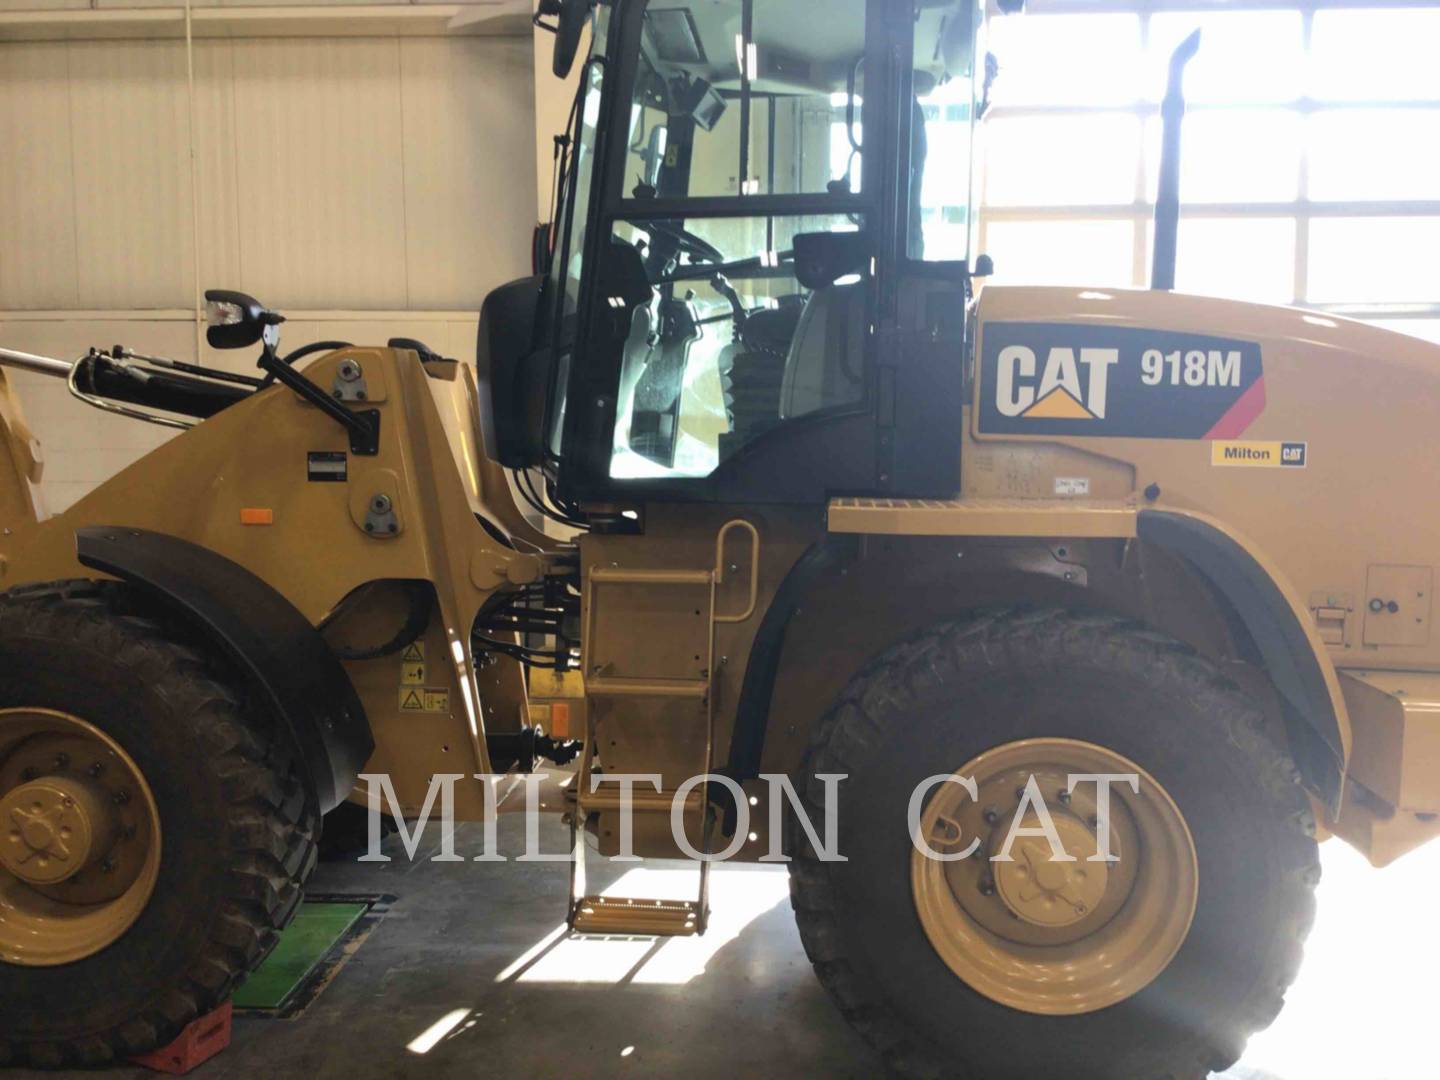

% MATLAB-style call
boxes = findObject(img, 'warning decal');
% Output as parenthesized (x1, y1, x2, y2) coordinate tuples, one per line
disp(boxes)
(399, 688, 450, 714)
(978, 322, 1265, 440)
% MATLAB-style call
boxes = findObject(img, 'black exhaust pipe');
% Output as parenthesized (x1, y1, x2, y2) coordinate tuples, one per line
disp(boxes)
(1152, 29, 1201, 291)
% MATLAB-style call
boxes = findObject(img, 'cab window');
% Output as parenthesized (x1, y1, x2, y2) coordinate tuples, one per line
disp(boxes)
(595, 0, 873, 481)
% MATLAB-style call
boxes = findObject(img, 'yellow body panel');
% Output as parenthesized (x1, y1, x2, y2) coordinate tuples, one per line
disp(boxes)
(971, 286, 1440, 679)
(0, 348, 538, 819)
(0, 369, 43, 549)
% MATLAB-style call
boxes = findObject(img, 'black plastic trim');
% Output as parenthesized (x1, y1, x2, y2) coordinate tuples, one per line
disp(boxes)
(1138, 509, 1344, 802)
(715, 538, 855, 829)
(75, 527, 374, 814)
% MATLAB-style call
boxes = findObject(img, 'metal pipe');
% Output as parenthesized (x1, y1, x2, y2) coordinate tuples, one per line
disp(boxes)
(0, 347, 74, 380)
(1152, 28, 1201, 292)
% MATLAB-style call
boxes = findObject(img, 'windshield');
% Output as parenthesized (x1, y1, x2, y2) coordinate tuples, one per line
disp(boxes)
(544, 6, 611, 458)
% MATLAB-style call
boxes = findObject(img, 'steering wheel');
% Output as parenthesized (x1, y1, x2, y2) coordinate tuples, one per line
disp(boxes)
(646, 220, 725, 265)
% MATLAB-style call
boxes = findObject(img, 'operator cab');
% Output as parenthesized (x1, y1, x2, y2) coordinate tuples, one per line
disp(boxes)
(484, 0, 983, 507)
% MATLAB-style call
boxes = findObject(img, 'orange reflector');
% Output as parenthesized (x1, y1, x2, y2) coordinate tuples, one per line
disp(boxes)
(240, 508, 274, 526)
(549, 702, 571, 739)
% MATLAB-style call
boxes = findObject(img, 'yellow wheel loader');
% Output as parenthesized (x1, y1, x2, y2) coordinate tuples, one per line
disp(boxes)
(1, 1, 1436, 1076)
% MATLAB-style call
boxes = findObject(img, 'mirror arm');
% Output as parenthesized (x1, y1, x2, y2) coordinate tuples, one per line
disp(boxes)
(257, 348, 380, 456)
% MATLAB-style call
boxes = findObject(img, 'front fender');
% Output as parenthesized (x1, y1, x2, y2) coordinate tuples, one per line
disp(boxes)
(76, 526, 374, 813)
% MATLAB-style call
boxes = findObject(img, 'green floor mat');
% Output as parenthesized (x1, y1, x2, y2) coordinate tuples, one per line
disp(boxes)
(233, 901, 370, 1011)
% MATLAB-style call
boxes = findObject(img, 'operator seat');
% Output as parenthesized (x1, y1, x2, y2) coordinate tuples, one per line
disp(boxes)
(778, 282, 867, 419)
(602, 238, 664, 456)
(778, 76, 926, 420)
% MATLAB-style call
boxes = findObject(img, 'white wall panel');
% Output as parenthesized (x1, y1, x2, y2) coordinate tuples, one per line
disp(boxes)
(400, 35, 534, 309)
(0, 43, 78, 309)
(193, 41, 243, 293)
(0, 1, 87, 10)
(2, 22, 534, 508)
(230, 37, 408, 308)
(68, 39, 196, 308)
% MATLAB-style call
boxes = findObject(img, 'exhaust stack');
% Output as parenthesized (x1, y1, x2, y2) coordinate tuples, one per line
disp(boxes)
(1152, 29, 1201, 291)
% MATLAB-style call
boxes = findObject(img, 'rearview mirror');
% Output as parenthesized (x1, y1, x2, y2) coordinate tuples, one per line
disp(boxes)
(204, 289, 283, 351)
(641, 124, 668, 187)
(545, 0, 592, 79)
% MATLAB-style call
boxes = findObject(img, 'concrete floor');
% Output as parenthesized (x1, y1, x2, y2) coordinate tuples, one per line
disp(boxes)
(10, 813, 1436, 1080)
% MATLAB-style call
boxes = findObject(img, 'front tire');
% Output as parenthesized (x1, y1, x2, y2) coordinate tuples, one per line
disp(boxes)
(787, 610, 1319, 1080)
(0, 582, 318, 1067)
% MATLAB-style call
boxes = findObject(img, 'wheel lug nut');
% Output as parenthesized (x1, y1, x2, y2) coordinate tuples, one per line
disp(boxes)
(978, 878, 996, 896)
(20, 767, 38, 781)
(1015, 786, 1027, 800)
(982, 806, 1000, 825)
(101, 858, 117, 874)
(1058, 789, 1072, 805)
(113, 790, 130, 806)
(88, 762, 104, 778)
(54, 752, 69, 769)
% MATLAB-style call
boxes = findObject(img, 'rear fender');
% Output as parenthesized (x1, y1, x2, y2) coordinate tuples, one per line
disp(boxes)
(820, 498, 1352, 804)
(1138, 508, 1350, 804)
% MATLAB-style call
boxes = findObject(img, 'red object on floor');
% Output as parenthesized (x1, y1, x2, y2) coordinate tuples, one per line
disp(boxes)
(129, 1001, 232, 1075)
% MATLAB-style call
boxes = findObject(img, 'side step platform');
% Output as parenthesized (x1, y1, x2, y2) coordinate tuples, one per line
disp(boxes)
(571, 896, 704, 936)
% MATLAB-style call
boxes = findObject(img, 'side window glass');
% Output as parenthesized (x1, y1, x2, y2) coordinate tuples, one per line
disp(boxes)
(910, 0, 981, 261)
(600, 216, 867, 479)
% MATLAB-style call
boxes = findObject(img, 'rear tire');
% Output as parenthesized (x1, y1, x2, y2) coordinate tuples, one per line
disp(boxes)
(0, 582, 318, 1067)
(787, 610, 1319, 1080)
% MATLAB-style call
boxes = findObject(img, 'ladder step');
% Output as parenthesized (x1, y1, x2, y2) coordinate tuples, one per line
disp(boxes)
(571, 896, 703, 936)
(579, 787, 705, 814)
(586, 676, 709, 699)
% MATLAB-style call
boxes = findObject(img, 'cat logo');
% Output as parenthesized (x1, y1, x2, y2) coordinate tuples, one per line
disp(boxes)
(979, 322, 1264, 440)
(996, 345, 1120, 421)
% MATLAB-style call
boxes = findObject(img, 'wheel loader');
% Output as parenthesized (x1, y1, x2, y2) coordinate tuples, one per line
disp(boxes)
(0, 0, 1437, 1076)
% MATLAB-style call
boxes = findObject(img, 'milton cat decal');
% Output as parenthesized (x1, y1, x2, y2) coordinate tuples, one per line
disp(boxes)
(978, 322, 1266, 440)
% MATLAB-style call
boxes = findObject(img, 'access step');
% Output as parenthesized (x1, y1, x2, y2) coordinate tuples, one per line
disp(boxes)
(570, 896, 704, 936)
(578, 786, 706, 814)
(585, 676, 710, 699)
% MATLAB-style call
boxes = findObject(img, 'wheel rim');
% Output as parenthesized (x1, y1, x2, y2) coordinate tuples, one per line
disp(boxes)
(910, 737, 1197, 1016)
(0, 708, 162, 966)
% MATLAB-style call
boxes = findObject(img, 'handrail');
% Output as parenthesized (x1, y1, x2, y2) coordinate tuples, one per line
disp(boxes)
(67, 353, 195, 432)
(714, 519, 761, 624)
(0, 347, 73, 380)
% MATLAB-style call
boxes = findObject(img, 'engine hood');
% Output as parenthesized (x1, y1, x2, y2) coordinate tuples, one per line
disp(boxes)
(966, 286, 1440, 654)
(972, 285, 1440, 447)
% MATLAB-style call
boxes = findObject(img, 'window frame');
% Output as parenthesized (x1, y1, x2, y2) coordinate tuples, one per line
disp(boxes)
(977, 0, 1440, 334)
(556, 0, 912, 502)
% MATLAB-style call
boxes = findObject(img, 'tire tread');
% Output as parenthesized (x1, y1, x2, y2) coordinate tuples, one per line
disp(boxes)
(0, 580, 318, 1067)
